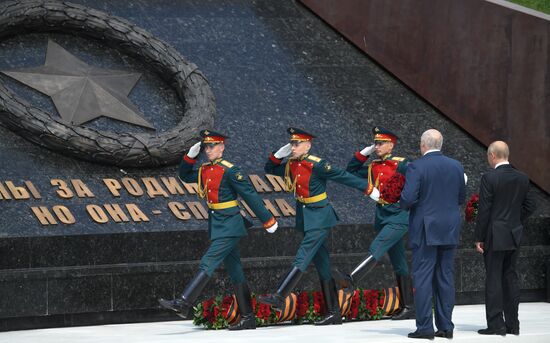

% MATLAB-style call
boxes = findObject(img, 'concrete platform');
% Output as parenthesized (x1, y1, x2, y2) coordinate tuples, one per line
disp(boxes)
(1, 303, 549, 342)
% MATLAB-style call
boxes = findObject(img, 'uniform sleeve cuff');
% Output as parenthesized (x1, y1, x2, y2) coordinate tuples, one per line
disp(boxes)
(365, 183, 374, 195)
(263, 217, 276, 228)
(269, 153, 283, 165)
(355, 151, 368, 163)
(183, 155, 197, 164)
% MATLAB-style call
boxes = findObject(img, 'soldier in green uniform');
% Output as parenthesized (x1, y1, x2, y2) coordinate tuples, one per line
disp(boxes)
(158, 130, 278, 330)
(335, 126, 414, 320)
(259, 127, 371, 326)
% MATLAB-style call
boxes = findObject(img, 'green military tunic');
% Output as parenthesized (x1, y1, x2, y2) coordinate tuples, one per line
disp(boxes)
(180, 155, 274, 282)
(265, 152, 369, 280)
(347, 152, 410, 275)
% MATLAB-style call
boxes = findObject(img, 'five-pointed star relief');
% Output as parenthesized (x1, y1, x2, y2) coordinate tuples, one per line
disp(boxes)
(1, 39, 154, 129)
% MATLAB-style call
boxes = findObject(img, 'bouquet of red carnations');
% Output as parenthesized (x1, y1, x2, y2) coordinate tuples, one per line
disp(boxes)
(380, 172, 406, 204)
(192, 288, 392, 330)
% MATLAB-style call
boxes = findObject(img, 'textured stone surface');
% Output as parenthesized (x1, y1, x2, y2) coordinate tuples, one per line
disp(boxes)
(0, 0, 215, 167)
(0, 0, 548, 330)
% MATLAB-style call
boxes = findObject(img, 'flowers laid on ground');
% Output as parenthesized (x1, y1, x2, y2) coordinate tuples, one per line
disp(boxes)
(193, 288, 388, 330)
(465, 193, 479, 223)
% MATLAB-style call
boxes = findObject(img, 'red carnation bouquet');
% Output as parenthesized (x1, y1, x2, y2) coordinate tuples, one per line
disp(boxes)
(380, 172, 406, 203)
(193, 288, 387, 329)
(465, 194, 479, 223)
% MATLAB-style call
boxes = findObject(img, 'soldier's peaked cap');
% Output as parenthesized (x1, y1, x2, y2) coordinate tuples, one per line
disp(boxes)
(200, 129, 228, 144)
(372, 126, 397, 143)
(287, 127, 316, 142)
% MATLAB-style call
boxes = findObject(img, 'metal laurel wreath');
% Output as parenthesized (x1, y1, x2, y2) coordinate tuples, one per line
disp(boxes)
(0, 0, 215, 167)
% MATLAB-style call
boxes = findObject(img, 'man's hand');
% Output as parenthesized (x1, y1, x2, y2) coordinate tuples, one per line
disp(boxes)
(475, 242, 484, 254)
(369, 187, 380, 202)
(264, 217, 278, 233)
(187, 142, 202, 159)
(360, 144, 375, 157)
(274, 143, 292, 159)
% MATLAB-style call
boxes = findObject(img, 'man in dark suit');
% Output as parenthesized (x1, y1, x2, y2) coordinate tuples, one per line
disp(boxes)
(475, 141, 536, 336)
(400, 129, 466, 339)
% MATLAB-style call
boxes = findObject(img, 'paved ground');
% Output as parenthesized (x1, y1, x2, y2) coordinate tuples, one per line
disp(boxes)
(2, 303, 549, 342)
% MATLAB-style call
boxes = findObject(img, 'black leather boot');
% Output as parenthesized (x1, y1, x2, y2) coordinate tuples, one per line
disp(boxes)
(315, 278, 343, 325)
(158, 270, 210, 319)
(392, 274, 415, 320)
(228, 282, 256, 330)
(334, 255, 377, 289)
(258, 266, 302, 310)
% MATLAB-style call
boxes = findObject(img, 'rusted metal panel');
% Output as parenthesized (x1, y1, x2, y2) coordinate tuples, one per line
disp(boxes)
(301, 0, 549, 193)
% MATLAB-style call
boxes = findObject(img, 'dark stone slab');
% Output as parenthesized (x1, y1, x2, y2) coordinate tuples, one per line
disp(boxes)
(0, 238, 29, 270)
(112, 272, 173, 311)
(0, 279, 47, 318)
(48, 275, 112, 315)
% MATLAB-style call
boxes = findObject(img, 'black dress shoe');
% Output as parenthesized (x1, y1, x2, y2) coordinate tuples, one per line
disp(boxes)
(434, 330, 453, 339)
(506, 327, 519, 335)
(477, 327, 506, 336)
(408, 330, 435, 340)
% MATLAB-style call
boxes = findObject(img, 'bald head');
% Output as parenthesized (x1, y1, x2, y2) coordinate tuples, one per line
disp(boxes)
(420, 129, 443, 155)
(487, 141, 509, 168)
(488, 141, 509, 160)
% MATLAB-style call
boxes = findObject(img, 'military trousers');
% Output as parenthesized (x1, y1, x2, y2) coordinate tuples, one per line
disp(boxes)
(370, 223, 409, 276)
(199, 236, 246, 284)
(293, 227, 332, 281)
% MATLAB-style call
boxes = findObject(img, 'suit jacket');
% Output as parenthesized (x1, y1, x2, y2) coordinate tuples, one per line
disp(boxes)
(400, 151, 466, 248)
(475, 164, 536, 251)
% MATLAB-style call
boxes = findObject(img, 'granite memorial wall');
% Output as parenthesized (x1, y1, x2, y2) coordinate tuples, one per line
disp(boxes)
(0, 0, 548, 331)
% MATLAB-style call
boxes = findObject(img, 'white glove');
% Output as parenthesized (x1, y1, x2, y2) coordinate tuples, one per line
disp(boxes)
(369, 187, 380, 202)
(265, 221, 278, 233)
(464, 173, 468, 185)
(187, 142, 201, 158)
(274, 143, 292, 159)
(360, 144, 375, 156)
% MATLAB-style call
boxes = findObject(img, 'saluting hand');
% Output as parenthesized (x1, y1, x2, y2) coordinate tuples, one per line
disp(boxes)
(274, 143, 292, 159)
(360, 144, 375, 156)
(187, 142, 202, 158)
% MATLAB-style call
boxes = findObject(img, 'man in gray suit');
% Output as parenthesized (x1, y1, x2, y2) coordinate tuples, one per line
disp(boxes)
(475, 141, 536, 336)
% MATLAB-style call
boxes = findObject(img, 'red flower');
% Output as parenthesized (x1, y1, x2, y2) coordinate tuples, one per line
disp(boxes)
(212, 305, 219, 321)
(349, 290, 360, 319)
(465, 194, 479, 223)
(256, 303, 272, 320)
(312, 291, 324, 315)
(202, 299, 214, 321)
(380, 172, 406, 203)
(296, 291, 310, 318)
(221, 295, 233, 318)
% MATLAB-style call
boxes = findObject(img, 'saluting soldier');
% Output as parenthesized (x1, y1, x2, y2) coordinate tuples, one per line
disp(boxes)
(336, 126, 414, 320)
(158, 130, 278, 331)
(259, 127, 371, 326)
